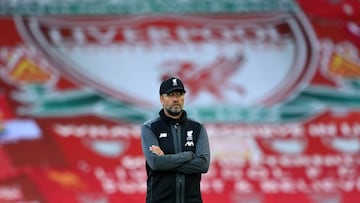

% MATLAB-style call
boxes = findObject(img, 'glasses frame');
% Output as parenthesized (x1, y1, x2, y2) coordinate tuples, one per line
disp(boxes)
(162, 91, 185, 98)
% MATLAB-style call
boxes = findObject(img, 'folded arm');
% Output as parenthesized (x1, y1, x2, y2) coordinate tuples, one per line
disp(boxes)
(176, 125, 210, 174)
(141, 125, 195, 171)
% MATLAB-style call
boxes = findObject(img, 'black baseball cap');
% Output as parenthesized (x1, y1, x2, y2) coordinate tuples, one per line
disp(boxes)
(159, 77, 186, 95)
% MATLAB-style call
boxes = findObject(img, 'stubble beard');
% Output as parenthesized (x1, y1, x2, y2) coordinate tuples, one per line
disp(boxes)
(166, 106, 182, 117)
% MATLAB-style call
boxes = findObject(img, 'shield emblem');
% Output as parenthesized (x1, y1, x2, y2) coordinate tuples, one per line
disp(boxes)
(15, 13, 318, 109)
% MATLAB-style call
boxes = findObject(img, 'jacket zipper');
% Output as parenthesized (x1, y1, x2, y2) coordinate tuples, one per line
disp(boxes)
(174, 123, 184, 203)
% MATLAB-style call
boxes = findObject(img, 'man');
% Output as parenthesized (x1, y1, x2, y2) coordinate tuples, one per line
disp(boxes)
(141, 77, 211, 203)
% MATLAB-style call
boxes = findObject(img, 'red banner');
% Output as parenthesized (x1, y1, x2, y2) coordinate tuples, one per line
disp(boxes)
(1, 1, 360, 202)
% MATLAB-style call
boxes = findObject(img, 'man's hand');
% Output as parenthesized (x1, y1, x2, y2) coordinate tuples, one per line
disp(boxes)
(149, 145, 164, 156)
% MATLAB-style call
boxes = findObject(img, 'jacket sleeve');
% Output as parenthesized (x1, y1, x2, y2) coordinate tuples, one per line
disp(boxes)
(176, 125, 210, 174)
(141, 124, 195, 171)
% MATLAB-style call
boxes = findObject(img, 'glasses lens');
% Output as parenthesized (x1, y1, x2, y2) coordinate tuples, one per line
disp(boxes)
(166, 92, 184, 97)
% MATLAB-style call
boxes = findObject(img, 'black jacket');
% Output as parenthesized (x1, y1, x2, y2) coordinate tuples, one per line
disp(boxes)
(141, 109, 210, 203)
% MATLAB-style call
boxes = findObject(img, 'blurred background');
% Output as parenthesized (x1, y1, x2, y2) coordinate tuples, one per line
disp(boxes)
(0, 0, 360, 202)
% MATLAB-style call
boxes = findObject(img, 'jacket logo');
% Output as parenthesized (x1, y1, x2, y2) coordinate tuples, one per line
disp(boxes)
(185, 130, 194, 147)
(159, 133, 167, 138)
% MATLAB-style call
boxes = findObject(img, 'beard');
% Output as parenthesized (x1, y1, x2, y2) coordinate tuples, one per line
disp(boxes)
(165, 106, 182, 116)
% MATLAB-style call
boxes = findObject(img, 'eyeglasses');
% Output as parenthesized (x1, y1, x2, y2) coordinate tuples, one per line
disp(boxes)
(163, 92, 185, 98)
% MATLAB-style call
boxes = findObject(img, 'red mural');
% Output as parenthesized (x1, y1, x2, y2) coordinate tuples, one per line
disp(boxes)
(0, 1, 360, 203)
